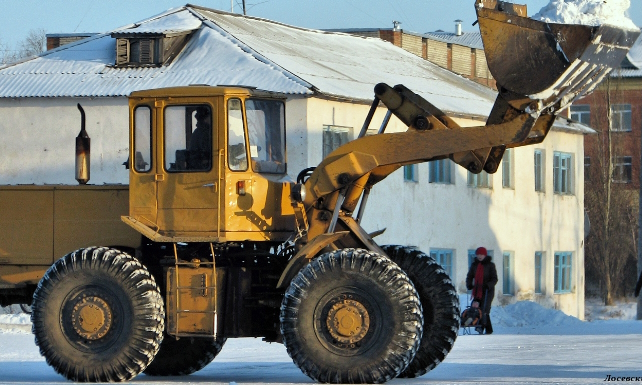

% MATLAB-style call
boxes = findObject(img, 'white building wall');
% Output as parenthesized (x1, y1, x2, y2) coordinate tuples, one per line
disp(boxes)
(0, 97, 130, 185)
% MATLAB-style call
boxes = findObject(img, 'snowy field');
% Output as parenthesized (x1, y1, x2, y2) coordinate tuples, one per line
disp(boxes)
(1, 299, 641, 385)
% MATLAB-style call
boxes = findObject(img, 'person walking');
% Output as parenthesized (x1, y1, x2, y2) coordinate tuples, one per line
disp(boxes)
(466, 247, 498, 334)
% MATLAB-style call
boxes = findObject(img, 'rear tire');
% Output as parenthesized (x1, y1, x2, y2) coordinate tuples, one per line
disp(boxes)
(383, 245, 460, 378)
(143, 336, 226, 376)
(280, 248, 423, 384)
(31, 247, 165, 382)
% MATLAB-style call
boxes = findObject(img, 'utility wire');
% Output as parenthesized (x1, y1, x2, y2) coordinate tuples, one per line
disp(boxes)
(74, 0, 96, 32)
(344, 0, 388, 26)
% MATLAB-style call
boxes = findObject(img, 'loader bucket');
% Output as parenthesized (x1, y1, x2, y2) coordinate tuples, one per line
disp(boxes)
(476, 1, 640, 108)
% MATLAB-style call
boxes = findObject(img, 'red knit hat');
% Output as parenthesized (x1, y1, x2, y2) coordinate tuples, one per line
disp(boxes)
(475, 247, 487, 256)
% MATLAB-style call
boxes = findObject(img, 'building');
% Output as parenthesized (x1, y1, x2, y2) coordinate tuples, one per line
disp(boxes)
(331, 20, 496, 88)
(0, 5, 589, 317)
(571, 36, 642, 189)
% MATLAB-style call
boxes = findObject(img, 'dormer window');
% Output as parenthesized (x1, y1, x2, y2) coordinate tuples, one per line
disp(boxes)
(111, 32, 192, 67)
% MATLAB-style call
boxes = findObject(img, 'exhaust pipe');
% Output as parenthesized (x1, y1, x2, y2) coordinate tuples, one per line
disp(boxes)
(75, 103, 90, 185)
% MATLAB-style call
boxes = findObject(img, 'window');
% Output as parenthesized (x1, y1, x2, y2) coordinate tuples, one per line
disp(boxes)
(502, 148, 513, 188)
(611, 104, 632, 132)
(430, 249, 454, 278)
(429, 159, 452, 184)
(570, 104, 591, 125)
(584, 156, 591, 182)
(112, 32, 191, 67)
(228, 99, 248, 171)
(116, 38, 157, 65)
(553, 152, 573, 195)
(404, 164, 418, 182)
(503, 251, 514, 295)
(246, 99, 286, 174)
(534, 149, 544, 192)
(133, 106, 152, 172)
(467, 170, 491, 188)
(323, 125, 353, 158)
(534, 252, 543, 294)
(164, 105, 212, 172)
(554, 252, 573, 293)
(613, 156, 632, 183)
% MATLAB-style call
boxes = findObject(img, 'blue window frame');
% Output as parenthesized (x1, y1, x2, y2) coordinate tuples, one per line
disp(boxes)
(570, 104, 591, 125)
(554, 252, 573, 293)
(503, 251, 513, 295)
(534, 149, 544, 192)
(553, 152, 573, 195)
(430, 249, 454, 278)
(502, 148, 513, 188)
(534, 252, 543, 294)
(467, 170, 491, 188)
(429, 159, 452, 184)
(403, 164, 418, 182)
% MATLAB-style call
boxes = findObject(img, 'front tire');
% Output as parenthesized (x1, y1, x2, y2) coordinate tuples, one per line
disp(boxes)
(383, 245, 460, 378)
(143, 335, 226, 376)
(31, 247, 165, 382)
(280, 248, 423, 384)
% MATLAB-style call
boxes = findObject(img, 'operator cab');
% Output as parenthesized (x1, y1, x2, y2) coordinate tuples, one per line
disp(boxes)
(124, 86, 296, 242)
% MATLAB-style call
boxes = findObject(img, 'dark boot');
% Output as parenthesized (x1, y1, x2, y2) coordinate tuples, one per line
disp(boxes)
(484, 314, 493, 335)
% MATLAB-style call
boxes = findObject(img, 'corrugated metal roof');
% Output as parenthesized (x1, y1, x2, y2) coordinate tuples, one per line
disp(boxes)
(111, 8, 202, 35)
(0, 5, 497, 117)
(423, 31, 484, 50)
(552, 117, 596, 135)
(195, 8, 496, 116)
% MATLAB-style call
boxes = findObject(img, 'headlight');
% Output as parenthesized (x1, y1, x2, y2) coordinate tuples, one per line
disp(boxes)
(291, 183, 307, 203)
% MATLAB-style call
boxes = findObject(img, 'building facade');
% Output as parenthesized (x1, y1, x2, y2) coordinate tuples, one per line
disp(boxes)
(0, 5, 589, 317)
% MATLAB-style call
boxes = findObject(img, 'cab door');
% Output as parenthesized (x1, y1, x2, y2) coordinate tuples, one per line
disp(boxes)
(129, 102, 157, 227)
(155, 99, 221, 235)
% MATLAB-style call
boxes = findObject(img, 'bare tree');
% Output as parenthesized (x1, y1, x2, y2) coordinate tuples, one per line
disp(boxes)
(19, 28, 46, 58)
(585, 76, 640, 305)
(1, 28, 46, 65)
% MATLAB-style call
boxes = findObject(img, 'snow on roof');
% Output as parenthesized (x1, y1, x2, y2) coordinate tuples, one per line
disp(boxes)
(0, 5, 497, 117)
(423, 31, 484, 50)
(195, 8, 496, 116)
(0, 7, 310, 98)
(112, 8, 202, 35)
(552, 117, 596, 135)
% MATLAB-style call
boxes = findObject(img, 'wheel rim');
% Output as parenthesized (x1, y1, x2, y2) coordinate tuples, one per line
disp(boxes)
(326, 299, 370, 344)
(313, 287, 382, 356)
(71, 296, 112, 340)
(60, 285, 125, 353)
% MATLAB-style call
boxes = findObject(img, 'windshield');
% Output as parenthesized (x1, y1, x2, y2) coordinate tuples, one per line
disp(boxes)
(246, 99, 286, 174)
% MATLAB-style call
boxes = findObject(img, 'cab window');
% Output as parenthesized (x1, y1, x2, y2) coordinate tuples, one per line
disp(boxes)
(246, 99, 286, 174)
(164, 105, 212, 172)
(133, 106, 152, 172)
(228, 99, 248, 171)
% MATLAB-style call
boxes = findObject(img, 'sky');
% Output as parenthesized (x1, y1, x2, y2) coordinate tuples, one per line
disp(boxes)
(1, 0, 642, 53)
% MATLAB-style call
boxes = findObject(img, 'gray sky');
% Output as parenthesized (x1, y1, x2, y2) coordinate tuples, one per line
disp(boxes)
(2, 0, 642, 52)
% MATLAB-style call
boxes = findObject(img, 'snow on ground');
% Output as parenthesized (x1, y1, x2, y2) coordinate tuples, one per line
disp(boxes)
(533, 0, 638, 30)
(1, 300, 641, 384)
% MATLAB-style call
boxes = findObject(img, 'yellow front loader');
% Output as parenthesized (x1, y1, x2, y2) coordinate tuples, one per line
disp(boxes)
(27, 1, 639, 383)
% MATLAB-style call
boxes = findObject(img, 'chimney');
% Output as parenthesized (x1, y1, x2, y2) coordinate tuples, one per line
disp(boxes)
(392, 20, 402, 32)
(455, 19, 463, 36)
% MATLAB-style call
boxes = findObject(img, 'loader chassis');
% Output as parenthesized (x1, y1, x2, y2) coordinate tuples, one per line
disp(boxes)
(1, 0, 638, 383)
